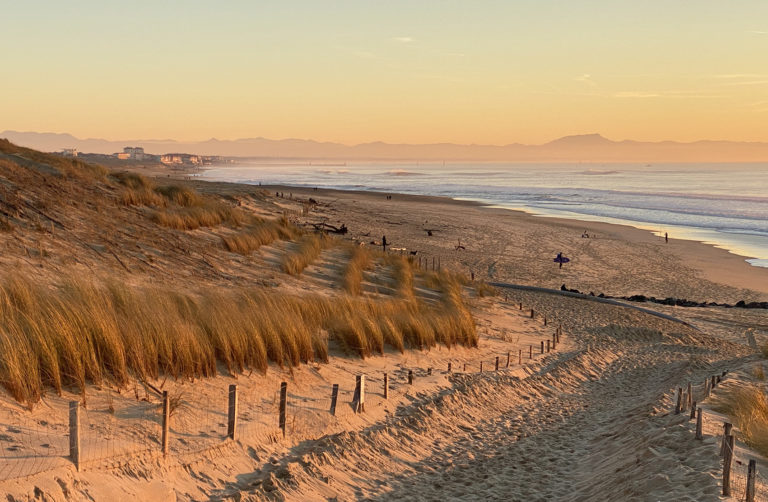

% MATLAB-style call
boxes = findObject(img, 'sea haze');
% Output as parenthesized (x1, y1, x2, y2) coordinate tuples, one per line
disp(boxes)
(201, 162, 768, 268)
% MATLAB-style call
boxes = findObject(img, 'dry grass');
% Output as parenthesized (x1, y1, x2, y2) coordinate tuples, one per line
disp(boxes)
(754, 365, 766, 381)
(342, 245, 373, 295)
(222, 217, 299, 254)
(474, 280, 498, 298)
(281, 233, 333, 275)
(0, 139, 107, 179)
(151, 204, 244, 230)
(0, 217, 13, 233)
(387, 255, 415, 298)
(0, 274, 477, 405)
(713, 383, 768, 457)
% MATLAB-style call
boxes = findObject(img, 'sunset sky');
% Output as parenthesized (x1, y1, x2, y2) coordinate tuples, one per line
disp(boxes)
(2, 1, 767, 145)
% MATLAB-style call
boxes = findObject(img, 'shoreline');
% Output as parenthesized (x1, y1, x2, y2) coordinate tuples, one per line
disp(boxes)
(254, 182, 768, 298)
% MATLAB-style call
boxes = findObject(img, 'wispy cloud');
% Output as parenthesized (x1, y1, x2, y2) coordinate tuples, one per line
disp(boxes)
(393, 36, 414, 43)
(575, 74, 597, 87)
(712, 73, 768, 79)
(612, 90, 720, 99)
(747, 30, 767, 34)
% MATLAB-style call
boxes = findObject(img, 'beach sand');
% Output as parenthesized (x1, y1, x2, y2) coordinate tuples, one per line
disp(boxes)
(1, 179, 767, 501)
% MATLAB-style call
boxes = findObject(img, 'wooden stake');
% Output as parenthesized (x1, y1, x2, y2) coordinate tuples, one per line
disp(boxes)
(530, 309, 535, 319)
(519, 302, 523, 310)
(227, 384, 238, 440)
(162, 391, 170, 456)
(544, 316, 547, 326)
(723, 434, 734, 496)
(546, 340, 550, 353)
(720, 422, 732, 456)
(690, 401, 696, 420)
(408, 370, 413, 385)
(330, 384, 339, 415)
(279, 382, 287, 438)
(354, 375, 365, 413)
(69, 401, 81, 471)
(747, 458, 756, 502)
(447, 362, 452, 373)
(529, 345, 532, 359)
(480, 362, 484, 372)
(675, 387, 682, 414)
(383, 374, 388, 399)
(495, 356, 500, 371)
(506, 352, 510, 368)
(428, 367, 432, 376)
(695, 408, 703, 439)
(541, 341, 544, 354)
(463, 362, 467, 372)
(687, 382, 693, 411)
(518, 349, 522, 365)
(711, 375, 717, 389)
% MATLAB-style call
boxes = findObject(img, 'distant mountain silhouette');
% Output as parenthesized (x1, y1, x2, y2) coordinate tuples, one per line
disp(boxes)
(3, 130, 768, 162)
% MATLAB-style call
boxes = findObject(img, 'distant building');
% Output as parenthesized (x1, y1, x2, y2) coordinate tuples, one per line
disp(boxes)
(114, 152, 131, 160)
(161, 153, 202, 165)
(123, 146, 146, 160)
(60, 148, 78, 157)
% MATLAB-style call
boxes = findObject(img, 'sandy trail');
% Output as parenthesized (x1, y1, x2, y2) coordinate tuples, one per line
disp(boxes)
(216, 297, 755, 501)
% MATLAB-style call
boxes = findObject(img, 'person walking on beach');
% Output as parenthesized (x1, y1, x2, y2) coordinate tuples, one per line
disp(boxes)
(382, 235, 387, 253)
(665, 232, 668, 243)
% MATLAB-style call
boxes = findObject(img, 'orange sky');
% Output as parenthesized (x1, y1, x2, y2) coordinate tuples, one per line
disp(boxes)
(2, 2, 767, 144)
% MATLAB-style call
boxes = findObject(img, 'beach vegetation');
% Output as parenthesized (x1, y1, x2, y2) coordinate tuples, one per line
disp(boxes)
(221, 216, 299, 254)
(0, 274, 477, 405)
(342, 245, 373, 295)
(713, 383, 768, 458)
(281, 233, 333, 275)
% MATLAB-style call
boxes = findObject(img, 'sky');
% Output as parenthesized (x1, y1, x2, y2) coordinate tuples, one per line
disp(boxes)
(1, 1, 767, 145)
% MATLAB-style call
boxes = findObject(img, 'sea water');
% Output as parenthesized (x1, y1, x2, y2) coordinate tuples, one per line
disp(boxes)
(200, 162, 768, 268)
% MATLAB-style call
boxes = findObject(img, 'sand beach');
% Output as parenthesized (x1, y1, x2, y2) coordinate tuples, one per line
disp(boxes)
(1, 161, 767, 500)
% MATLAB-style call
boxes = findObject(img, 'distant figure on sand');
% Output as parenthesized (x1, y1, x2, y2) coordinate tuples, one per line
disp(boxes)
(382, 235, 387, 252)
(554, 252, 570, 269)
(665, 232, 668, 243)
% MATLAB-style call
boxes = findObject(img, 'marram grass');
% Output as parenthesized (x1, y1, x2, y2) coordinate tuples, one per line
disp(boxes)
(0, 275, 477, 404)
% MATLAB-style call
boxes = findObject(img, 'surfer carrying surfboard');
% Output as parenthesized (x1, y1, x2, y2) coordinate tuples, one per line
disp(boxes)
(554, 252, 570, 269)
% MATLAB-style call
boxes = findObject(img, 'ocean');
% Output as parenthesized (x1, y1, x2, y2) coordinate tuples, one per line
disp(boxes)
(200, 162, 768, 268)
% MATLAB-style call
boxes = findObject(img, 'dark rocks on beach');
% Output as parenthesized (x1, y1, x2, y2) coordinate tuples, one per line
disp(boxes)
(558, 284, 767, 310)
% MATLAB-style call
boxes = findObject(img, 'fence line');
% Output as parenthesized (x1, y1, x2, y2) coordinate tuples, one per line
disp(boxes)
(0, 298, 563, 482)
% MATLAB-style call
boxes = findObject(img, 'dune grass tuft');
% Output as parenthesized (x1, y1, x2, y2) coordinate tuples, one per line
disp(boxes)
(0, 274, 477, 404)
(342, 245, 373, 295)
(222, 217, 299, 254)
(713, 383, 768, 457)
(281, 233, 333, 275)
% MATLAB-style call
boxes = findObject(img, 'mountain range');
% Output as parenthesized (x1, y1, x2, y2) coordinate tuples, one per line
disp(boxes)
(3, 130, 768, 162)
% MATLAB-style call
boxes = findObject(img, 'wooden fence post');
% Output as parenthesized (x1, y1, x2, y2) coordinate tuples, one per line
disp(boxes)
(695, 408, 703, 439)
(690, 401, 696, 420)
(480, 362, 484, 372)
(495, 356, 500, 371)
(519, 302, 522, 310)
(408, 370, 413, 384)
(447, 362, 452, 373)
(712, 375, 717, 388)
(162, 391, 170, 456)
(227, 384, 238, 440)
(69, 401, 81, 471)
(383, 374, 388, 399)
(544, 316, 547, 326)
(330, 384, 339, 415)
(675, 387, 683, 414)
(541, 341, 544, 354)
(354, 375, 365, 413)
(552, 333, 556, 350)
(720, 422, 732, 456)
(529, 345, 532, 359)
(546, 340, 551, 353)
(428, 367, 432, 376)
(518, 349, 522, 365)
(687, 382, 692, 411)
(723, 434, 735, 496)
(530, 309, 535, 319)
(279, 382, 287, 438)
(747, 458, 756, 502)
(463, 363, 467, 372)
(506, 352, 510, 368)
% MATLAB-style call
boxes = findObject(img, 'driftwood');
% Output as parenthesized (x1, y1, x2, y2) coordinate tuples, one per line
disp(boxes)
(311, 222, 348, 234)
